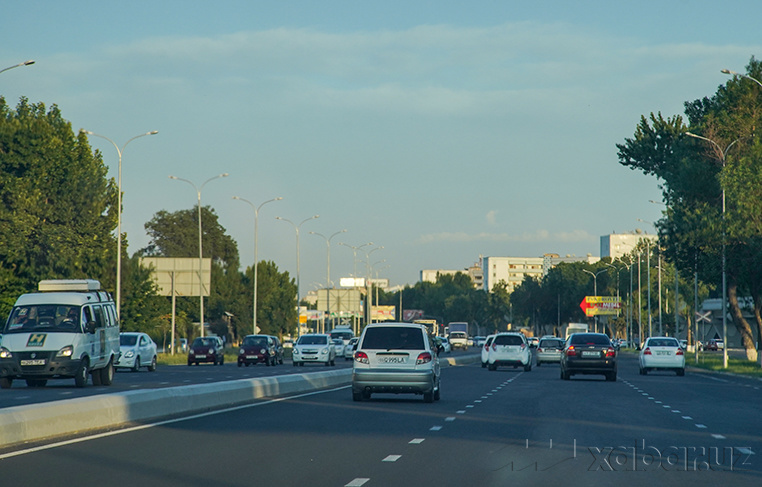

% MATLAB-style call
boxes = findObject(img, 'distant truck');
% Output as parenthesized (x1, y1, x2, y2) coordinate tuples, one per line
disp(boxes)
(565, 322, 589, 339)
(447, 322, 469, 350)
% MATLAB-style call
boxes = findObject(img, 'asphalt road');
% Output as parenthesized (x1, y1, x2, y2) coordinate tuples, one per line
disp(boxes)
(1, 353, 760, 486)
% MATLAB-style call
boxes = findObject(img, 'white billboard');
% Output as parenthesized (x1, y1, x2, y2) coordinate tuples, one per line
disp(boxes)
(140, 257, 212, 297)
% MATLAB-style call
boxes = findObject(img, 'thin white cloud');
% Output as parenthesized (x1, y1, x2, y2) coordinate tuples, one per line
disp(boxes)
(486, 210, 498, 226)
(415, 229, 596, 245)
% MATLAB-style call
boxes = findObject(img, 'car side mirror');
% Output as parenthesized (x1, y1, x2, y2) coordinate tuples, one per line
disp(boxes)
(86, 321, 97, 334)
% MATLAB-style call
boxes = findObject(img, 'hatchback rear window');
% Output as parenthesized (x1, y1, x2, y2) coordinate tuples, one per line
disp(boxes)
(494, 335, 524, 346)
(570, 334, 611, 346)
(361, 327, 425, 350)
(539, 339, 563, 348)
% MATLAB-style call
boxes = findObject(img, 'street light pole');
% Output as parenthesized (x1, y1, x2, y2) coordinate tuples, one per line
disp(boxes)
(363, 246, 384, 326)
(310, 229, 347, 331)
(0, 59, 34, 75)
(582, 268, 607, 333)
(276, 215, 319, 337)
(339, 242, 373, 333)
(233, 196, 282, 335)
(85, 130, 158, 319)
(686, 131, 745, 369)
(169, 173, 228, 337)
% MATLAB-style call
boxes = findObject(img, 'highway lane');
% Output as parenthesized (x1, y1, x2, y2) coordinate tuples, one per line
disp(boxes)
(1, 353, 760, 486)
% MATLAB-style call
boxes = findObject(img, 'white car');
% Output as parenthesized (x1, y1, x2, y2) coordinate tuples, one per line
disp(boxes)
(639, 337, 685, 376)
(481, 334, 496, 368)
(332, 338, 346, 357)
(292, 334, 336, 366)
(437, 336, 452, 353)
(116, 332, 158, 372)
(344, 337, 359, 360)
(487, 332, 531, 371)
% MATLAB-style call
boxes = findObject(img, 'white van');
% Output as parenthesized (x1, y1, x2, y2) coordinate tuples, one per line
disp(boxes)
(0, 280, 120, 388)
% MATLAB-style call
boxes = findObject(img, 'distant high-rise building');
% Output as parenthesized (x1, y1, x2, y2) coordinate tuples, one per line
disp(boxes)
(601, 232, 657, 260)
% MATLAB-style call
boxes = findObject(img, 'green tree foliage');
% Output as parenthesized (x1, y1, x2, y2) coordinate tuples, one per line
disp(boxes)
(395, 272, 505, 332)
(140, 207, 297, 342)
(119, 253, 166, 341)
(142, 206, 239, 270)
(243, 260, 297, 339)
(0, 97, 117, 317)
(617, 57, 762, 358)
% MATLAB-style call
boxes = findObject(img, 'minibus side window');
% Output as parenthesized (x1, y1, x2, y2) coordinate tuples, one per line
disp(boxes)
(93, 306, 105, 329)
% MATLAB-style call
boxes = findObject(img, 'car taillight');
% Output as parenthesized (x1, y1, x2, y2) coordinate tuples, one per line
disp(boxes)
(605, 347, 616, 358)
(354, 351, 369, 364)
(492, 344, 497, 351)
(416, 352, 432, 364)
(566, 346, 576, 356)
(643, 347, 652, 355)
(520, 344, 526, 350)
(484, 343, 490, 350)
(676, 348, 684, 356)
(537, 347, 544, 353)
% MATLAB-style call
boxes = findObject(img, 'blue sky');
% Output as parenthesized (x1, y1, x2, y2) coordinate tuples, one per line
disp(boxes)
(3, 1, 761, 291)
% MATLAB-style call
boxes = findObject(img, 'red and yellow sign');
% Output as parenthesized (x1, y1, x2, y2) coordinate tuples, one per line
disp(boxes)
(580, 296, 621, 317)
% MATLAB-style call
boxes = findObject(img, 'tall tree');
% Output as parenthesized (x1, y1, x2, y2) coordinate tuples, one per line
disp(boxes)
(0, 97, 118, 317)
(617, 57, 762, 360)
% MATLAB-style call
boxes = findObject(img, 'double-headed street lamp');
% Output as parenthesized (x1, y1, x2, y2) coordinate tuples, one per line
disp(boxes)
(0, 60, 34, 75)
(685, 131, 746, 369)
(276, 215, 319, 336)
(233, 196, 282, 335)
(169, 173, 229, 337)
(310, 229, 347, 331)
(84, 130, 158, 319)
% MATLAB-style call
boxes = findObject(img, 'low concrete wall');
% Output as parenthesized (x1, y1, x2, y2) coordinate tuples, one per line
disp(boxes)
(0, 369, 350, 449)
(0, 353, 479, 449)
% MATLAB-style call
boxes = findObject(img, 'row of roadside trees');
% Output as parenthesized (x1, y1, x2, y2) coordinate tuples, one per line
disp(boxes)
(0, 96, 297, 348)
(509, 57, 762, 362)
(617, 56, 762, 361)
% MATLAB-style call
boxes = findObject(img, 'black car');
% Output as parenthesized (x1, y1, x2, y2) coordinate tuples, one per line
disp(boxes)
(560, 333, 617, 381)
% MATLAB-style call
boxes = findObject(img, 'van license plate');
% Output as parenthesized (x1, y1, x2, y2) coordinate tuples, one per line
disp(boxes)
(21, 359, 45, 366)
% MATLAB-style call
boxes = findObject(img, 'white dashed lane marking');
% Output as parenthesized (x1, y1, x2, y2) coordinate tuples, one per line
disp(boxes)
(345, 478, 369, 486)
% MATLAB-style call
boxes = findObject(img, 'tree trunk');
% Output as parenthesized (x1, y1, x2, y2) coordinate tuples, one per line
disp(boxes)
(728, 281, 758, 361)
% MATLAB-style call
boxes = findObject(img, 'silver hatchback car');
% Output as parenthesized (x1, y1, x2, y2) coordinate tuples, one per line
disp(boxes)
(352, 323, 441, 403)
(536, 337, 564, 366)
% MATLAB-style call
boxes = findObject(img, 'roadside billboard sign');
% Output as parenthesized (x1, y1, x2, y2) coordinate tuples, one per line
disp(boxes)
(580, 296, 621, 316)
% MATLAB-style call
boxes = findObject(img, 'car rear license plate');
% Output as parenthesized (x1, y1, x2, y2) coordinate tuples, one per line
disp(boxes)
(383, 357, 406, 364)
(657, 351, 670, 356)
(21, 359, 46, 366)
(582, 351, 600, 357)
